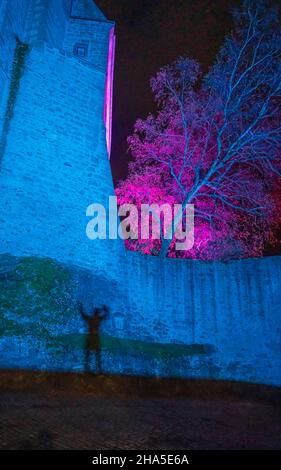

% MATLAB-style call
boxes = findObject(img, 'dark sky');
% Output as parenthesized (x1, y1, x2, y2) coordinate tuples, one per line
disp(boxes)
(96, 0, 241, 184)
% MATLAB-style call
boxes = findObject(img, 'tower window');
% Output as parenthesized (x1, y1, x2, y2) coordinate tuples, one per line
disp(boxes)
(73, 42, 89, 58)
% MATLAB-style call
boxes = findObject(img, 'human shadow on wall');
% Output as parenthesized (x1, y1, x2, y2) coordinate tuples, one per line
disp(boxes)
(77, 302, 109, 374)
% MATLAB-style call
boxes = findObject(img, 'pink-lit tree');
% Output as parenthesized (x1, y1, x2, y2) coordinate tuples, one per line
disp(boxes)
(117, 0, 281, 259)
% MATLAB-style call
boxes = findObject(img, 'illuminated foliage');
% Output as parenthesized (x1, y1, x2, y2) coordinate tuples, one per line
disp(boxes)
(117, 0, 281, 260)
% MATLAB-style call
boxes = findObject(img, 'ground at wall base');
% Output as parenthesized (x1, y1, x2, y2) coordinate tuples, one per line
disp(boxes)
(0, 370, 280, 450)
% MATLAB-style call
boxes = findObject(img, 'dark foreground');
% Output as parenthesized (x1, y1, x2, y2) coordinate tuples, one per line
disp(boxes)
(0, 370, 280, 450)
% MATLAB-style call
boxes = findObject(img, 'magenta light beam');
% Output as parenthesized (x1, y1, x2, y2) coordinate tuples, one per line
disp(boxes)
(104, 26, 116, 158)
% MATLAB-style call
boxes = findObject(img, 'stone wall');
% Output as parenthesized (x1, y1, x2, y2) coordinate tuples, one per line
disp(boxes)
(0, 0, 30, 126)
(63, 17, 113, 71)
(0, 252, 280, 386)
(23, 0, 71, 47)
(0, 44, 122, 273)
(0, 0, 72, 162)
(117, 251, 281, 385)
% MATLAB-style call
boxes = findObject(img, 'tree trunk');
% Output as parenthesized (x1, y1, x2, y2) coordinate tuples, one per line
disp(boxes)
(159, 238, 172, 258)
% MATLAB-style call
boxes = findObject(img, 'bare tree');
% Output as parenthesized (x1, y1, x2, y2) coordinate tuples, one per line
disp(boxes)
(127, 0, 281, 258)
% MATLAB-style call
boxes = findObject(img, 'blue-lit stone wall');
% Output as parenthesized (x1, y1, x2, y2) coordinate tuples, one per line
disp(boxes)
(24, 0, 71, 47)
(0, 40, 122, 274)
(0, 252, 280, 386)
(0, 0, 30, 127)
(63, 17, 113, 71)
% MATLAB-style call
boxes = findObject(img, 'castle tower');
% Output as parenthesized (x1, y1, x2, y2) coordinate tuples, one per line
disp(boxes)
(0, 0, 121, 274)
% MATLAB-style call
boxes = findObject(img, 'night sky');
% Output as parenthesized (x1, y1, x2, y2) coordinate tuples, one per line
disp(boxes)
(96, 0, 281, 255)
(96, 0, 241, 184)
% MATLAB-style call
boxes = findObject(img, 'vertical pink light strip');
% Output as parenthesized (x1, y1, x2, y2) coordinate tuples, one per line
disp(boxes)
(104, 26, 116, 158)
